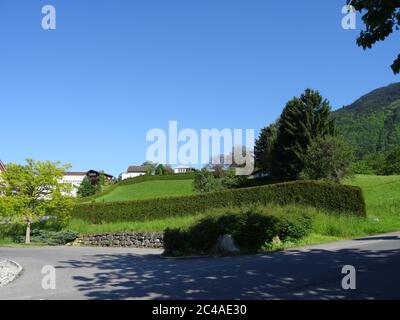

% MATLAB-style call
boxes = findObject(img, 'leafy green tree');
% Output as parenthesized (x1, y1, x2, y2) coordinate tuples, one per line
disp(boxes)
(193, 167, 239, 193)
(348, 1, 400, 73)
(254, 123, 277, 174)
(77, 176, 98, 197)
(352, 151, 387, 174)
(142, 161, 157, 175)
(382, 147, 400, 175)
(155, 164, 165, 175)
(301, 136, 354, 183)
(163, 165, 174, 175)
(0, 159, 73, 243)
(99, 171, 105, 187)
(271, 89, 336, 181)
(193, 168, 223, 193)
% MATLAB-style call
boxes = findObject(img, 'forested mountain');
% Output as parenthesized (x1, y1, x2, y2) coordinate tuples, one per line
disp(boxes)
(334, 83, 400, 158)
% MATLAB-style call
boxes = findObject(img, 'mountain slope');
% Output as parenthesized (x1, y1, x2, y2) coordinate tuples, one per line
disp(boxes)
(334, 83, 400, 158)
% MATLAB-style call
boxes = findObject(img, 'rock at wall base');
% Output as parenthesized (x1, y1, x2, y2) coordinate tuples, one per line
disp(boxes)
(215, 234, 240, 253)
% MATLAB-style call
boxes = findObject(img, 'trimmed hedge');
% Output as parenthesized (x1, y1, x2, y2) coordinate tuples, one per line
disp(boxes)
(72, 180, 366, 223)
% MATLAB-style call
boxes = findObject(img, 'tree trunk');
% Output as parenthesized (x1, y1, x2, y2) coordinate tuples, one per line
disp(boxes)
(25, 220, 31, 244)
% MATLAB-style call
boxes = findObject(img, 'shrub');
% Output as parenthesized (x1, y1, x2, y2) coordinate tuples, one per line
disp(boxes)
(13, 229, 79, 245)
(193, 168, 240, 193)
(163, 208, 314, 256)
(231, 212, 279, 251)
(275, 212, 313, 242)
(382, 147, 400, 175)
(163, 228, 189, 256)
(72, 180, 366, 223)
(185, 214, 240, 253)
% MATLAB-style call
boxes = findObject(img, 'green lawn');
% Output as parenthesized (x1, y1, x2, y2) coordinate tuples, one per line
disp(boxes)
(94, 180, 195, 202)
(345, 174, 400, 217)
(66, 215, 206, 234)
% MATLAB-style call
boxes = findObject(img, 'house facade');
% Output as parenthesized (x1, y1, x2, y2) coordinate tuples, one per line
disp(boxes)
(121, 166, 148, 180)
(61, 170, 114, 197)
(173, 165, 193, 174)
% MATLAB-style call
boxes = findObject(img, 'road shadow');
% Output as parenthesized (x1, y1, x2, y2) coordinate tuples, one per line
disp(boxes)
(58, 245, 400, 300)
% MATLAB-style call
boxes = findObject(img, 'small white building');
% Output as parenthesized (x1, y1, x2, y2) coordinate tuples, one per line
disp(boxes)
(60, 172, 87, 197)
(173, 165, 193, 174)
(121, 166, 148, 180)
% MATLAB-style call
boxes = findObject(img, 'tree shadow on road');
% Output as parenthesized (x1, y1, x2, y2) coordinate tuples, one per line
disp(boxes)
(57, 244, 400, 300)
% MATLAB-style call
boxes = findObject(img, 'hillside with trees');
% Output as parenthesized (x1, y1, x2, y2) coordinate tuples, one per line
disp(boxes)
(334, 83, 400, 158)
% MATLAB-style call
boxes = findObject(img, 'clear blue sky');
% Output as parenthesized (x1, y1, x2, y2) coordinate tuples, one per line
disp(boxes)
(1, 0, 399, 176)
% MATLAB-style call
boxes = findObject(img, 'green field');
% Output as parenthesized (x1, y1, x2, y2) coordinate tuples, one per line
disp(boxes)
(345, 174, 400, 217)
(94, 179, 195, 202)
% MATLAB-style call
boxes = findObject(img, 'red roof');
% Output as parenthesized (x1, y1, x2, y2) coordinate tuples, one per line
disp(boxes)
(0, 160, 5, 172)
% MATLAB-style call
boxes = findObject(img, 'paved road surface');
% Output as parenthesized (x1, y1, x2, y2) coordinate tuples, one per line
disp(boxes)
(1, 232, 400, 300)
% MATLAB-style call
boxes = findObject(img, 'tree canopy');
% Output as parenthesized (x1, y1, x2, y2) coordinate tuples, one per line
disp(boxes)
(349, 0, 400, 73)
(270, 89, 336, 181)
(0, 159, 73, 243)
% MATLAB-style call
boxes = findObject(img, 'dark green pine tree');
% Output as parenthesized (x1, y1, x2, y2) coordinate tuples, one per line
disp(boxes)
(271, 89, 336, 181)
(254, 122, 278, 174)
(77, 176, 98, 197)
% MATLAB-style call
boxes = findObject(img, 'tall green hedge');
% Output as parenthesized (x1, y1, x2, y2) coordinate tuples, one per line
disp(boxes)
(72, 180, 366, 223)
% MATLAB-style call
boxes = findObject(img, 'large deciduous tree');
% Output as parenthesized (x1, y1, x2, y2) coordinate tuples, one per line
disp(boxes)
(348, 0, 400, 73)
(0, 159, 73, 243)
(301, 135, 355, 183)
(271, 89, 336, 181)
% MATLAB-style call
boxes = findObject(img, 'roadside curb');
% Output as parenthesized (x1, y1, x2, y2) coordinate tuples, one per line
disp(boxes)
(159, 254, 216, 260)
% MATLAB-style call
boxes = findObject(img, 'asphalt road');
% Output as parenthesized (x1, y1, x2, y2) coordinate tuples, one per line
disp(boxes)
(1, 232, 400, 300)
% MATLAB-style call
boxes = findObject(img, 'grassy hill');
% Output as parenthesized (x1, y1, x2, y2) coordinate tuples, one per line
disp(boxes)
(94, 179, 195, 202)
(334, 82, 400, 158)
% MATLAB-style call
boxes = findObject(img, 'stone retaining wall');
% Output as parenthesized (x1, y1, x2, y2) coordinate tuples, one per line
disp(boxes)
(76, 232, 164, 248)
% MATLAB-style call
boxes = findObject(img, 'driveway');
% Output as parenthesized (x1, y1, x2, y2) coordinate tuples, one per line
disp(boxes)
(1, 232, 400, 300)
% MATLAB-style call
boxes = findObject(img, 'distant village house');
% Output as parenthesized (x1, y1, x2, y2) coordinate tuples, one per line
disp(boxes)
(121, 166, 148, 180)
(173, 165, 194, 174)
(61, 170, 113, 197)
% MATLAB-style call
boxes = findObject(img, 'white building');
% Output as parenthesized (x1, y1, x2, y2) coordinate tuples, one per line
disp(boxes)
(121, 166, 148, 180)
(173, 165, 193, 174)
(60, 172, 87, 197)
(60, 170, 114, 197)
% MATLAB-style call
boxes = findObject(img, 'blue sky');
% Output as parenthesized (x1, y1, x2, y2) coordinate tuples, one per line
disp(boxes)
(0, 0, 399, 176)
